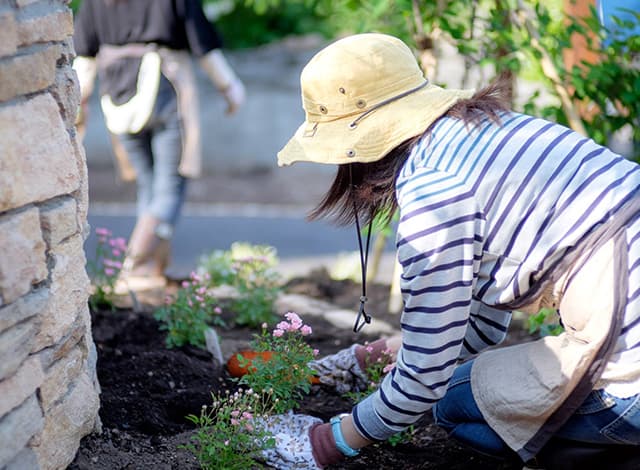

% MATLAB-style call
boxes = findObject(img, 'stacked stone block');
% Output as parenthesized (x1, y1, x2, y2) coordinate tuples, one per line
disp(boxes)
(0, 1, 100, 469)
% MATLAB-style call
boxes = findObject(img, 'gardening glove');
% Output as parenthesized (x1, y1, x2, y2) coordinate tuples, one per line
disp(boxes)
(308, 339, 389, 394)
(257, 411, 344, 469)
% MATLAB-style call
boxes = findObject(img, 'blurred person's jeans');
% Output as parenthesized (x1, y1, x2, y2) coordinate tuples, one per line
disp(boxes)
(433, 359, 640, 458)
(118, 74, 187, 228)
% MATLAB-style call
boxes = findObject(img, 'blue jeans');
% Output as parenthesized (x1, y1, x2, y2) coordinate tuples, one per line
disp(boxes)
(117, 74, 187, 227)
(433, 360, 640, 457)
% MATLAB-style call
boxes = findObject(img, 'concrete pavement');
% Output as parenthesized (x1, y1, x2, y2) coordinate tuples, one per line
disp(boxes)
(85, 167, 398, 283)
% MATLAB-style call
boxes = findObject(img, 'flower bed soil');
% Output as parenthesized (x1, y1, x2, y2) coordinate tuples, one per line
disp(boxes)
(70, 270, 522, 470)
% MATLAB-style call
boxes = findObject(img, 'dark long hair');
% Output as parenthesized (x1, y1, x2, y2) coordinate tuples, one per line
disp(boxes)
(308, 74, 512, 226)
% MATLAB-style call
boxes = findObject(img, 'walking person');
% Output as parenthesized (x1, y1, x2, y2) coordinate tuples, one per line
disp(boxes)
(259, 33, 640, 469)
(73, 0, 245, 294)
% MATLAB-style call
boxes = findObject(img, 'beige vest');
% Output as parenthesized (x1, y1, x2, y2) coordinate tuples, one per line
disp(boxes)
(471, 200, 638, 462)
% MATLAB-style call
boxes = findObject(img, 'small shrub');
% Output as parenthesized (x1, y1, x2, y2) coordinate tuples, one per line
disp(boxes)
(184, 388, 275, 470)
(198, 243, 282, 328)
(237, 312, 318, 414)
(230, 255, 281, 327)
(154, 271, 225, 349)
(86, 227, 127, 310)
(197, 248, 235, 286)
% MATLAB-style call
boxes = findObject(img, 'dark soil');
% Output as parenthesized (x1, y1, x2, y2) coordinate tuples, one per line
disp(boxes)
(70, 270, 522, 470)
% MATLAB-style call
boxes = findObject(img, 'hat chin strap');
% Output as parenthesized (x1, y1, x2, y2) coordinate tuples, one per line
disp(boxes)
(350, 166, 374, 332)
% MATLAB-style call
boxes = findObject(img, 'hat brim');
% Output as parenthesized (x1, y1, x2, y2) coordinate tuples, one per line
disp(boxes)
(277, 84, 474, 167)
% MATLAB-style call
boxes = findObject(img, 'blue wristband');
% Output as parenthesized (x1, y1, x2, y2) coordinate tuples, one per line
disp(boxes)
(330, 414, 360, 457)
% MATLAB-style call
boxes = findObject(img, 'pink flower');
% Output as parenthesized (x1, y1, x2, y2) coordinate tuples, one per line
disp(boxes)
(242, 411, 253, 419)
(214, 306, 222, 314)
(273, 329, 284, 337)
(231, 418, 239, 426)
(300, 325, 312, 336)
(313, 349, 319, 356)
(104, 268, 115, 276)
(112, 249, 122, 257)
(285, 312, 303, 329)
(261, 323, 268, 329)
(224, 440, 229, 446)
(245, 423, 254, 432)
(95, 227, 111, 236)
(188, 300, 193, 307)
(104, 259, 122, 269)
(383, 363, 395, 374)
(181, 281, 190, 288)
(276, 321, 290, 332)
(230, 410, 240, 418)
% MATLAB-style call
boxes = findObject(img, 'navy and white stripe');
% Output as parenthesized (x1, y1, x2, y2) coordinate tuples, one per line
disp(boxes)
(353, 112, 640, 441)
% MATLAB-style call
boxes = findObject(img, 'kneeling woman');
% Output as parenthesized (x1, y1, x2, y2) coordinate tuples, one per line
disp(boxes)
(262, 33, 640, 469)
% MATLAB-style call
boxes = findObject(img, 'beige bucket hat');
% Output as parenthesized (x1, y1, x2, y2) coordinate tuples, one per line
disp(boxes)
(277, 33, 474, 166)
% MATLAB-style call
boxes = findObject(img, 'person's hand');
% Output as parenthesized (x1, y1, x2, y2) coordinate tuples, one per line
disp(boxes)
(257, 411, 323, 469)
(308, 345, 368, 394)
(223, 78, 245, 115)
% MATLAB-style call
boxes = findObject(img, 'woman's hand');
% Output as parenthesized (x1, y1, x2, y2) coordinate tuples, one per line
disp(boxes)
(308, 344, 369, 393)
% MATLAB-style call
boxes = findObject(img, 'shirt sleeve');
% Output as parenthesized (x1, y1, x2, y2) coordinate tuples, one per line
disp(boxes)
(353, 166, 486, 441)
(177, 0, 224, 57)
(459, 300, 512, 359)
(73, 0, 100, 57)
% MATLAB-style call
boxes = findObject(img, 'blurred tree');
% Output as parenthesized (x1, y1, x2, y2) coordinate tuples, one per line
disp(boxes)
(236, 0, 639, 159)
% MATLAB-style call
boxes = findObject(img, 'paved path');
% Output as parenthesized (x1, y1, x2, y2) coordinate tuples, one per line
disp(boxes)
(86, 202, 397, 282)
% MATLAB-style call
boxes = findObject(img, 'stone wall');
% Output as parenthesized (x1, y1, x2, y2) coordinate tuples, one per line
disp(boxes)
(0, 1, 100, 469)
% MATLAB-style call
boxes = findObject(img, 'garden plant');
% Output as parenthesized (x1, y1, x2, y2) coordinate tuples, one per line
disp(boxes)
(86, 226, 127, 311)
(184, 311, 319, 468)
(236, 311, 319, 413)
(184, 388, 276, 470)
(198, 242, 283, 327)
(154, 271, 225, 349)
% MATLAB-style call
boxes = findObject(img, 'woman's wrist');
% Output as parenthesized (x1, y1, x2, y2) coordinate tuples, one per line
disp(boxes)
(340, 413, 372, 449)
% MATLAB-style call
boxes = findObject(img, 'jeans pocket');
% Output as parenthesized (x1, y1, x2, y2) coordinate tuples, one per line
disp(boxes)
(574, 390, 616, 415)
(601, 394, 640, 445)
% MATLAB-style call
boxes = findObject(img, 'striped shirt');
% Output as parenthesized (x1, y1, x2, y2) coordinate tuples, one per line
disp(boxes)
(353, 112, 640, 441)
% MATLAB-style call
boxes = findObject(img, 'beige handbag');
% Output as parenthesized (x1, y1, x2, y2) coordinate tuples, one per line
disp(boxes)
(100, 50, 162, 135)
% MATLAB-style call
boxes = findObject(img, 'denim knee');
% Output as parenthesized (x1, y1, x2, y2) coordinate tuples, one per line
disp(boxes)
(433, 360, 475, 430)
